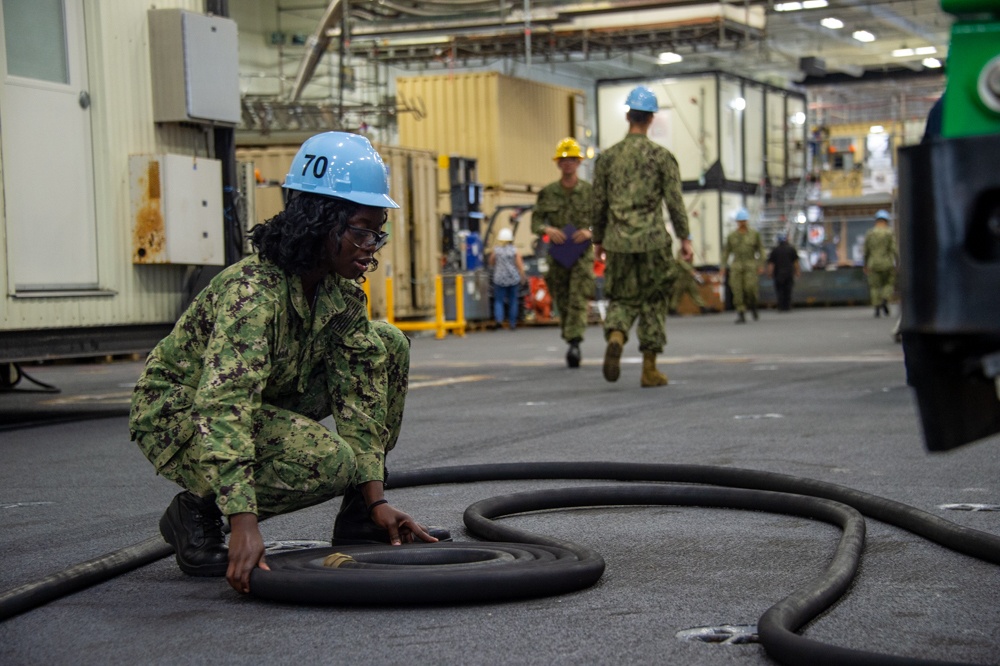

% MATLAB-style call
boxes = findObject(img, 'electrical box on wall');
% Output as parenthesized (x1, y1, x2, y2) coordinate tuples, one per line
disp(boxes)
(130, 154, 225, 266)
(147, 9, 240, 125)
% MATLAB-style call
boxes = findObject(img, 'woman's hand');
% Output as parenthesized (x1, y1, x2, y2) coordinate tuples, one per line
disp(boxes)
(226, 513, 270, 594)
(370, 503, 438, 545)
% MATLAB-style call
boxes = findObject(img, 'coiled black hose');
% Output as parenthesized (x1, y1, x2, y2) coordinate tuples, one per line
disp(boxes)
(2, 462, 998, 666)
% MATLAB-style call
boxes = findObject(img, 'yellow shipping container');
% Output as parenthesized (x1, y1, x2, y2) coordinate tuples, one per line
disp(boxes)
(235, 143, 440, 320)
(397, 72, 584, 192)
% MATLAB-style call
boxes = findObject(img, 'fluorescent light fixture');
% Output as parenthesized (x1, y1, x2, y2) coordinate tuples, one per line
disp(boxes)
(775, 0, 827, 9)
(790, 111, 806, 126)
(820, 17, 843, 29)
(915, 46, 937, 55)
(729, 97, 746, 111)
(658, 51, 683, 64)
(923, 57, 942, 68)
(870, 125, 885, 133)
(892, 48, 915, 57)
(853, 30, 876, 43)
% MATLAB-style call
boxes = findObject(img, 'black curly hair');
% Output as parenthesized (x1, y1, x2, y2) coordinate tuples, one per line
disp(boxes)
(249, 190, 383, 278)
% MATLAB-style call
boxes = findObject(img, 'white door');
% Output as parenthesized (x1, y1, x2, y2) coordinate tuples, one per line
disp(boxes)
(0, 0, 97, 291)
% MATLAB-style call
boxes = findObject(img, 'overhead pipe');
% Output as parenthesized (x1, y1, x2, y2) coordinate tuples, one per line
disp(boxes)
(286, 0, 345, 102)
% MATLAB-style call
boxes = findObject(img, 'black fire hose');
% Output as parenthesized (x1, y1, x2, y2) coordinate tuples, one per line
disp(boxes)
(2, 462, 998, 666)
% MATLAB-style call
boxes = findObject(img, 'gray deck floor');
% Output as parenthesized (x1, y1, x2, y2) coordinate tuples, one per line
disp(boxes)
(1, 306, 998, 665)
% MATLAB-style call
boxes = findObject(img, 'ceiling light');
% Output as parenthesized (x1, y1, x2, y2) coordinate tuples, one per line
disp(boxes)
(852, 30, 876, 43)
(915, 46, 937, 55)
(658, 51, 683, 65)
(790, 111, 806, 126)
(729, 97, 746, 111)
(892, 48, 915, 57)
(870, 125, 885, 133)
(923, 57, 942, 68)
(775, 0, 827, 9)
(820, 17, 843, 29)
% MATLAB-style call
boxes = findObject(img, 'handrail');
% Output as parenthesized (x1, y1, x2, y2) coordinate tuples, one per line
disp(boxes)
(363, 275, 467, 339)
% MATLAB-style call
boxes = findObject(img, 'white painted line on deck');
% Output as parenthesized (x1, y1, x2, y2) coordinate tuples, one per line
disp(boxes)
(409, 374, 492, 389)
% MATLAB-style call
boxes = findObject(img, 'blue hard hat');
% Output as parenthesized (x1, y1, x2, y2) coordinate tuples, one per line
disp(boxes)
(734, 208, 750, 222)
(284, 132, 399, 208)
(874, 209, 891, 221)
(625, 86, 659, 112)
(777, 232, 788, 242)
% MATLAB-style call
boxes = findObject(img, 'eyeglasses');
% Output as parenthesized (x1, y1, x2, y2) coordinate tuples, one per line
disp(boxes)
(344, 225, 389, 251)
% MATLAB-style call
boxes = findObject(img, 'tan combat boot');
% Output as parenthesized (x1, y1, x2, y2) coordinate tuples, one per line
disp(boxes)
(640, 352, 668, 387)
(602, 330, 625, 382)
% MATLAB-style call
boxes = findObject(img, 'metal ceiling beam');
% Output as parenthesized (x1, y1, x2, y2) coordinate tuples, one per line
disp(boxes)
(286, 0, 344, 102)
(840, 0, 941, 44)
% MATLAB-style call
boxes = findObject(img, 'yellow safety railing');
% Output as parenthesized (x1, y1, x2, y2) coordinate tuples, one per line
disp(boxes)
(362, 274, 466, 339)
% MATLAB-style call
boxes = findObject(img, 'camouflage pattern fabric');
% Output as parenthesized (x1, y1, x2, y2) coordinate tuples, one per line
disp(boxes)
(591, 134, 690, 253)
(669, 257, 705, 312)
(867, 268, 895, 305)
(544, 255, 596, 342)
(130, 255, 407, 517)
(603, 246, 675, 353)
(723, 229, 764, 313)
(863, 225, 897, 304)
(863, 225, 897, 272)
(533, 179, 595, 342)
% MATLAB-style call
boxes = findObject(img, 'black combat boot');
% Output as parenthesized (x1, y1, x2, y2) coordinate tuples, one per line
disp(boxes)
(874, 306, 881, 318)
(751, 305, 759, 321)
(882, 301, 890, 316)
(159, 491, 229, 577)
(566, 340, 581, 368)
(735, 311, 746, 324)
(332, 485, 451, 545)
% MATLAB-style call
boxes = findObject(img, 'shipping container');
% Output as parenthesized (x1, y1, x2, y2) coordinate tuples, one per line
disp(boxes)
(396, 72, 585, 192)
(236, 143, 441, 321)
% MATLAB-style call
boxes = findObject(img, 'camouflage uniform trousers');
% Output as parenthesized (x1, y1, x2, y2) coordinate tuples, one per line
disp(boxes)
(867, 268, 895, 305)
(669, 258, 704, 312)
(546, 252, 595, 343)
(142, 320, 409, 519)
(728, 264, 760, 313)
(603, 246, 675, 353)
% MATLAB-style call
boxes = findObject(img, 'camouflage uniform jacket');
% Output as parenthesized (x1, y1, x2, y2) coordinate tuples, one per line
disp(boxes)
(591, 134, 689, 253)
(533, 179, 593, 256)
(129, 255, 387, 516)
(724, 228, 764, 269)
(863, 226, 897, 272)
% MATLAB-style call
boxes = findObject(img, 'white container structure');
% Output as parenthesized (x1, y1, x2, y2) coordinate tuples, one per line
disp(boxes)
(0, 1, 237, 363)
(596, 73, 807, 266)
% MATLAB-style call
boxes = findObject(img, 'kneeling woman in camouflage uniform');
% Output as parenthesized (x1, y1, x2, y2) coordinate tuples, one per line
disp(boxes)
(130, 132, 445, 595)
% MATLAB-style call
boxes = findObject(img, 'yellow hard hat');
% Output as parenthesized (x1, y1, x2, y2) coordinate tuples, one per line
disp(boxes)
(553, 137, 583, 160)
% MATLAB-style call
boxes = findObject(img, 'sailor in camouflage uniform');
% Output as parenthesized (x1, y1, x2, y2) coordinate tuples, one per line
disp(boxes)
(592, 86, 693, 387)
(130, 132, 445, 595)
(532, 137, 595, 368)
(722, 208, 765, 324)
(863, 209, 897, 317)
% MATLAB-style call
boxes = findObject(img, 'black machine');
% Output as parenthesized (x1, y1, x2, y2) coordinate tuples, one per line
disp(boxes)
(898, 0, 1000, 451)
